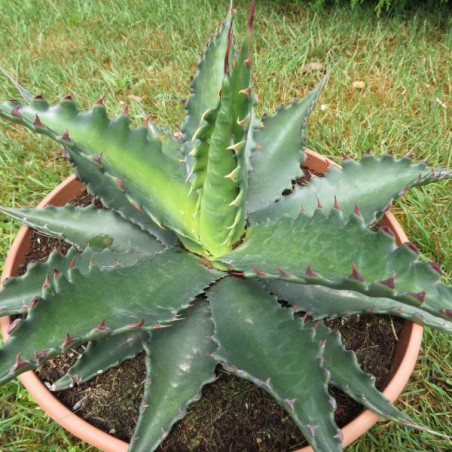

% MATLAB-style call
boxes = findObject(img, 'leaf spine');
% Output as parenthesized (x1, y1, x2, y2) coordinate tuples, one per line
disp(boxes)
(61, 333, 77, 350)
(11, 105, 22, 118)
(305, 264, 319, 278)
(61, 129, 71, 142)
(252, 266, 267, 277)
(439, 308, 452, 318)
(128, 317, 145, 329)
(33, 114, 45, 128)
(349, 263, 364, 282)
(378, 273, 395, 289)
(407, 291, 426, 304)
(12, 353, 30, 373)
(7, 319, 20, 335)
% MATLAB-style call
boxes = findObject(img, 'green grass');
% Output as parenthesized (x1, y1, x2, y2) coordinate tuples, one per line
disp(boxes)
(0, 0, 450, 450)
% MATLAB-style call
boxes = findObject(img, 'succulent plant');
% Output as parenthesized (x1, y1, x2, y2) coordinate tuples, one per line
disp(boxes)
(0, 1, 451, 451)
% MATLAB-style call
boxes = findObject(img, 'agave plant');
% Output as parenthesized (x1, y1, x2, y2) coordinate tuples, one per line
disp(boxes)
(0, 1, 451, 451)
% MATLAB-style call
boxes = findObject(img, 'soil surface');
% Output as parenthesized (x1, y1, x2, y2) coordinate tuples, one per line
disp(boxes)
(18, 189, 404, 451)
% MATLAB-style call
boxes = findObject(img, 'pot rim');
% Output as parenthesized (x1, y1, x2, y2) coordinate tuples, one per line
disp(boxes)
(0, 149, 423, 452)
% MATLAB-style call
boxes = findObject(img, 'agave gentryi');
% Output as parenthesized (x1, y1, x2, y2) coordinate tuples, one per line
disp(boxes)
(0, 1, 451, 451)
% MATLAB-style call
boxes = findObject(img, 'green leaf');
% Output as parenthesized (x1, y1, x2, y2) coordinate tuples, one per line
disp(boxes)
(197, 74, 246, 256)
(218, 210, 452, 323)
(0, 249, 221, 385)
(250, 154, 452, 225)
(130, 301, 216, 452)
(0, 99, 198, 240)
(181, 5, 233, 163)
(265, 280, 452, 333)
(51, 331, 147, 391)
(314, 321, 445, 438)
(247, 77, 327, 213)
(208, 277, 342, 452)
(0, 247, 143, 317)
(0, 205, 164, 253)
(67, 150, 177, 246)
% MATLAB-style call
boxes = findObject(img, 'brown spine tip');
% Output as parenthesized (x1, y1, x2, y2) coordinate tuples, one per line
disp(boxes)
(11, 105, 22, 118)
(7, 319, 20, 335)
(69, 257, 76, 270)
(12, 353, 30, 373)
(122, 104, 130, 115)
(378, 273, 395, 289)
(92, 319, 108, 332)
(130, 200, 143, 213)
(439, 308, 452, 318)
(42, 273, 51, 291)
(342, 153, 349, 161)
(33, 350, 49, 362)
(305, 264, 319, 278)
(142, 114, 151, 126)
(354, 204, 362, 217)
(92, 152, 103, 165)
(404, 242, 419, 255)
(224, 20, 233, 76)
(29, 296, 39, 309)
(128, 317, 145, 329)
(115, 178, 125, 191)
(349, 262, 365, 282)
(407, 291, 426, 304)
(62, 94, 73, 101)
(364, 149, 372, 155)
(248, 0, 256, 32)
(33, 114, 45, 128)
(62, 333, 77, 349)
(252, 266, 266, 277)
(316, 196, 323, 209)
(278, 266, 290, 278)
(429, 262, 442, 275)
(229, 271, 244, 277)
(33, 94, 44, 100)
(95, 95, 105, 105)
(62, 129, 71, 142)
(333, 196, 340, 210)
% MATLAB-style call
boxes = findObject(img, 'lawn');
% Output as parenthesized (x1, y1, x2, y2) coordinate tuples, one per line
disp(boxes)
(0, 0, 450, 450)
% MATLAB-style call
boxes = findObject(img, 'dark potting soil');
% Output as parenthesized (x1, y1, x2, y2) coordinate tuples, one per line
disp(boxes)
(18, 189, 404, 451)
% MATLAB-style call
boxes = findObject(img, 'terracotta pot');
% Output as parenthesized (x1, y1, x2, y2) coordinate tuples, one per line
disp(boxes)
(0, 150, 423, 452)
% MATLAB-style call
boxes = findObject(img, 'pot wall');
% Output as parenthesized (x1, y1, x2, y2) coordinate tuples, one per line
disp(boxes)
(0, 150, 424, 452)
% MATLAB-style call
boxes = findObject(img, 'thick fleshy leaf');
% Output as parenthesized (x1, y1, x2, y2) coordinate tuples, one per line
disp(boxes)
(250, 154, 452, 225)
(130, 301, 217, 452)
(66, 149, 178, 246)
(181, 5, 233, 164)
(0, 99, 198, 240)
(0, 205, 164, 254)
(218, 210, 452, 322)
(314, 321, 446, 438)
(314, 321, 409, 421)
(0, 247, 144, 317)
(51, 331, 147, 391)
(265, 280, 452, 333)
(209, 277, 342, 452)
(247, 77, 327, 213)
(197, 73, 247, 256)
(0, 249, 221, 385)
